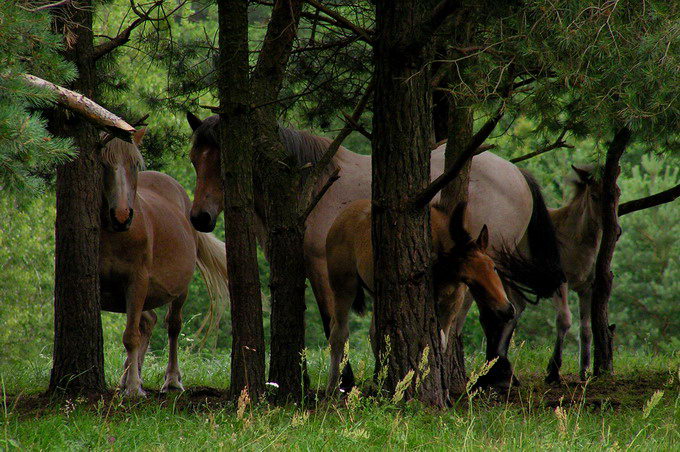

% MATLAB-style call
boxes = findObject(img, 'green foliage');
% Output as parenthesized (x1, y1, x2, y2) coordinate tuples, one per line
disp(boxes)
(0, 2, 77, 198)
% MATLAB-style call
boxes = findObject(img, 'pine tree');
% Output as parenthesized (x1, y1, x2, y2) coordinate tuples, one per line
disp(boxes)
(0, 2, 76, 198)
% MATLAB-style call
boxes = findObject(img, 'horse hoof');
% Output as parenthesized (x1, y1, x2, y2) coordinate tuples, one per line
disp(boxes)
(161, 380, 185, 393)
(544, 373, 561, 385)
(122, 386, 147, 398)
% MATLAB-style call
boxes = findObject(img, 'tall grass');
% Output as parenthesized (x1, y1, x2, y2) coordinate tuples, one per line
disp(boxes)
(1, 341, 678, 450)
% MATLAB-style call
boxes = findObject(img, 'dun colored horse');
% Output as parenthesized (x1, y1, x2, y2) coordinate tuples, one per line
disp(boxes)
(488, 165, 604, 383)
(100, 132, 229, 397)
(325, 200, 513, 393)
(186, 113, 564, 389)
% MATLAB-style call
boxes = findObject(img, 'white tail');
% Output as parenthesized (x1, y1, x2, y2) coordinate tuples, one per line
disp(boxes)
(194, 232, 230, 349)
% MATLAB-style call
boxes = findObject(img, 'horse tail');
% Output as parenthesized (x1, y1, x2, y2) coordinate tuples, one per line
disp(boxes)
(351, 274, 368, 315)
(194, 232, 230, 345)
(496, 169, 566, 301)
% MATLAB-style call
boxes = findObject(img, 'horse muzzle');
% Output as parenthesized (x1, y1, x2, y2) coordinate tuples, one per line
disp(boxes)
(190, 211, 216, 232)
(109, 208, 134, 232)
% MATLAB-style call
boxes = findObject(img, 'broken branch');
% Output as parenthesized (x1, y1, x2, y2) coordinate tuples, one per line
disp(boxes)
(412, 105, 504, 208)
(22, 74, 135, 141)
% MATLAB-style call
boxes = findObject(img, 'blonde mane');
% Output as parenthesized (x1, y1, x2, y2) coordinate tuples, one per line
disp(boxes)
(101, 137, 145, 170)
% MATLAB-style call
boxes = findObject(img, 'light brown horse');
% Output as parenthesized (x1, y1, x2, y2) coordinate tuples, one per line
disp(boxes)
(100, 133, 229, 397)
(186, 113, 564, 389)
(489, 165, 604, 383)
(324, 200, 513, 393)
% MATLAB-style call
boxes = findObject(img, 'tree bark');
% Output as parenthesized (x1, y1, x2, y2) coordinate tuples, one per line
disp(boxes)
(372, 0, 448, 407)
(48, 0, 106, 395)
(440, 103, 473, 395)
(591, 127, 631, 377)
(250, 0, 306, 404)
(216, 0, 266, 400)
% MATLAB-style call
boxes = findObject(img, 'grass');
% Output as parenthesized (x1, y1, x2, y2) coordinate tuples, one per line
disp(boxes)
(1, 333, 679, 451)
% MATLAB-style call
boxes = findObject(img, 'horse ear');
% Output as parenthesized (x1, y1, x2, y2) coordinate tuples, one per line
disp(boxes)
(186, 112, 203, 131)
(476, 224, 489, 251)
(571, 164, 592, 184)
(132, 128, 146, 146)
(449, 201, 471, 243)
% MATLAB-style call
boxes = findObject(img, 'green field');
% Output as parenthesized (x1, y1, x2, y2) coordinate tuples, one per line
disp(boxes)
(2, 338, 678, 450)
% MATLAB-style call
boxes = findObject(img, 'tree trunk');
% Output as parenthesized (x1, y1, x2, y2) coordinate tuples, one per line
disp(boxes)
(250, 0, 306, 404)
(440, 103, 473, 395)
(591, 127, 631, 377)
(48, 0, 106, 395)
(216, 0, 266, 400)
(372, 0, 447, 407)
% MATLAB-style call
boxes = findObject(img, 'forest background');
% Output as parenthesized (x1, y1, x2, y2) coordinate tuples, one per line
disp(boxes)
(1, 0, 678, 388)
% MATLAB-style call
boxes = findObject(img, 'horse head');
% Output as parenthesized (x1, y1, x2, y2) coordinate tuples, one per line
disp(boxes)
(101, 130, 145, 232)
(435, 201, 514, 321)
(570, 164, 605, 229)
(186, 112, 223, 232)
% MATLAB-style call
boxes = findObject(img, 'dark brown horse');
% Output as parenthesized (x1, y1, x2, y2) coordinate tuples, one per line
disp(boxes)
(100, 133, 229, 397)
(324, 200, 513, 393)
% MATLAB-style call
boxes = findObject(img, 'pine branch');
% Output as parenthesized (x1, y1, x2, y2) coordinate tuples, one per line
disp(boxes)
(21, 74, 136, 141)
(618, 184, 680, 216)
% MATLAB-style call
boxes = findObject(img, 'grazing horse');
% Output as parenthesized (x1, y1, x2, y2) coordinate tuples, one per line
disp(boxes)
(100, 132, 229, 397)
(324, 200, 514, 393)
(185, 113, 564, 390)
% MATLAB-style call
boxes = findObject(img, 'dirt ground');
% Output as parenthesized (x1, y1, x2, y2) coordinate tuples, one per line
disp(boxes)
(7, 369, 677, 419)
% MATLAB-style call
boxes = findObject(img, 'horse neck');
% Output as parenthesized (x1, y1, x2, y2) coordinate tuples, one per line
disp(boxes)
(553, 189, 601, 251)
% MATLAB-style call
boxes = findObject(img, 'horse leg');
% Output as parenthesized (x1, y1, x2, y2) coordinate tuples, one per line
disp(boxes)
(477, 287, 525, 390)
(326, 287, 354, 395)
(137, 310, 158, 382)
(546, 283, 571, 384)
(453, 291, 474, 337)
(162, 292, 187, 392)
(120, 272, 149, 397)
(578, 288, 593, 381)
(437, 284, 468, 351)
(308, 258, 355, 390)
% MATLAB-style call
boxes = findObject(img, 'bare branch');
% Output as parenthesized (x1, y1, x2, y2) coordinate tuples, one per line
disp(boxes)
(299, 168, 340, 222)
(618, 184, 680, 216)
(22, 74, 135, 141)
(304, 0, 373, 44)
(412, 104, 504, 208)
(341, 111, 372, 140)
(93, 0, 187, 61)
(511, 130, 574, 163)
(93, 17, 145, 61)
(18, 0, 71, 12)
(297, 80, 374, 218)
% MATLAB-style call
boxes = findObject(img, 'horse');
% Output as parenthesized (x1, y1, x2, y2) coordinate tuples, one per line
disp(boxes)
(185, 113, 564, 390)
(100, 131, 229, 397)
(513, 165, 603, 383)
(324, 200, 514, 393)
